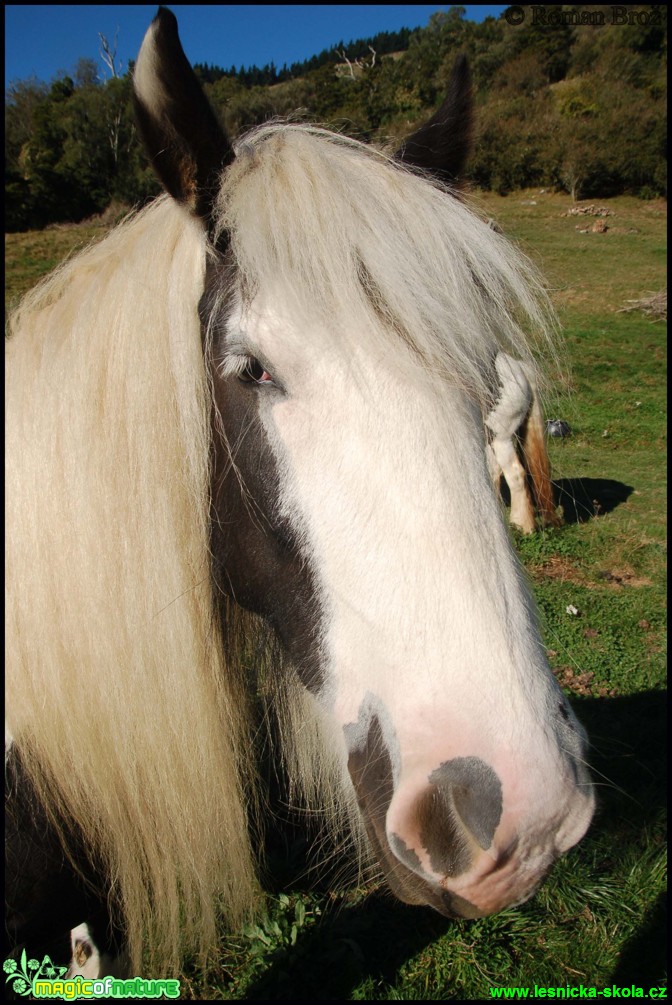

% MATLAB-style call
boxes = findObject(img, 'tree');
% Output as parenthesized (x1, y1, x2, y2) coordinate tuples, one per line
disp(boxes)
(5, 77, 48, 165)
(74, 58, 100, 88)
(99, 29, 121, 79)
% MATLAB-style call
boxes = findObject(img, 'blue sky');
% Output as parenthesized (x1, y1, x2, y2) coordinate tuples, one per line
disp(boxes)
(5, 5, 507, 87)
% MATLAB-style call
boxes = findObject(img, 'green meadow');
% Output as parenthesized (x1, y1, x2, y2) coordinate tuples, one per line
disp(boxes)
(5, 191, 666, 999)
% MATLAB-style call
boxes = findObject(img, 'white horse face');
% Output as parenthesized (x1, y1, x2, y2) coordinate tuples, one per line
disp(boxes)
(214, 286, 594, 918)
(135, 4, 594, 922)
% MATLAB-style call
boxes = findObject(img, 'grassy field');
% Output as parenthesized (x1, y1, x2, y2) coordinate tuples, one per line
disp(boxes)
(5, 191, 666, 999)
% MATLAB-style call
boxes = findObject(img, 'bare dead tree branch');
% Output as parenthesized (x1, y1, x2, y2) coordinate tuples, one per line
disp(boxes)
(335, 48, 356, 79)
(335, 46, 377, 78)
(99, 29, 120, 79)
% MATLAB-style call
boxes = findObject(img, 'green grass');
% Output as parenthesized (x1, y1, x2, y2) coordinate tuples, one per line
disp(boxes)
(5, 224, 110, 311)
(5, 191, 666, 999)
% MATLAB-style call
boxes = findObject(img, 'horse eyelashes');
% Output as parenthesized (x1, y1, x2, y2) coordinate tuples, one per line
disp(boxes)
(218, 352, 274, 385)
(238, 357, 274, 385)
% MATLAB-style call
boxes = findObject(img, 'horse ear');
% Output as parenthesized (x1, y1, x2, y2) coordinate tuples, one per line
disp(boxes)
(395, 55, 473, 186)
(133, 6, 234, 220)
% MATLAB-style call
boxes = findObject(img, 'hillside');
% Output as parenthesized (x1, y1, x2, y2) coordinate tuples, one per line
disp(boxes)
(5, 5, 667, 230)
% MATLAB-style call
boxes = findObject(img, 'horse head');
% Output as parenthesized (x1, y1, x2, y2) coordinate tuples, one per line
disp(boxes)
(134, 7, 594, 921)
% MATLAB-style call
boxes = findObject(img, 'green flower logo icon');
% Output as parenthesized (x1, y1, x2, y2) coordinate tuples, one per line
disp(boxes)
(3, 949, 68, 997)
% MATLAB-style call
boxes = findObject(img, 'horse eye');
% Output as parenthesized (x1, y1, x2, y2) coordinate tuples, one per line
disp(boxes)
(238, 357, 274, 385)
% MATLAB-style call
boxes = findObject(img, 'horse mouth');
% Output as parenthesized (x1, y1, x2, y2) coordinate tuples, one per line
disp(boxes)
(365, 817, 487, 919)
(346, 712, 487, 920)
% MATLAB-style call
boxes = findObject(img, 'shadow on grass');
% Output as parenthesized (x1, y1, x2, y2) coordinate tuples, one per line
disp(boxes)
(498, 476, 633, 525)
(577, 687, 666, 833)
(248, 688, 666, 999)
(576, 688, 667, 989)
(554, 477, 634, 524)
(242, 892, 450, 1000)
(610, 890, 667, 987)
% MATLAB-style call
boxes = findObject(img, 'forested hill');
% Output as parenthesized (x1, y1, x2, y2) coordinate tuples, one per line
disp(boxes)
(5, 5, 667, 231)
(192, 25, 415, 87)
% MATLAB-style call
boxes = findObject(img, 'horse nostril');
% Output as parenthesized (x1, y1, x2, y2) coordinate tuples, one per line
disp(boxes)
(414, 784, 473, 876)
(432, 757, 503, 845)
(411, 757, 504, 877)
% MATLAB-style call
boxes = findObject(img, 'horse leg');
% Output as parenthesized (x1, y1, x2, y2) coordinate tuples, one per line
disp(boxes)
(66, 922, 129, 979)
(490, 434, 536, 534)
(486, 353, 537, 533)
(5, 747, 123, 976)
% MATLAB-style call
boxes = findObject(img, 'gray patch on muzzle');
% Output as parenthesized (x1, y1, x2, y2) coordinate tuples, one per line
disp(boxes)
(423, 755, 502, 860)
(343, 692, 401, 787)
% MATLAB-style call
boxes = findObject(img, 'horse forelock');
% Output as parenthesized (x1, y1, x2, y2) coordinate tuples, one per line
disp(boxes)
(213, 123, 555, 405)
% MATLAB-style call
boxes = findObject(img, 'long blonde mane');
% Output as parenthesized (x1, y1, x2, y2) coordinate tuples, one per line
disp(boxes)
(6, 124, 553, 975)
(6, 198, 259, 974)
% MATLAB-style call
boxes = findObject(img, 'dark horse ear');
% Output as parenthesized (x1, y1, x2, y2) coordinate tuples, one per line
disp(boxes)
(133, 6, 234, 221)
(395, 55, 472, 186)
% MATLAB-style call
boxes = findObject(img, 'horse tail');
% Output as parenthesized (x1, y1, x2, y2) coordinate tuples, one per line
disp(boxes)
(521, 366, 562, 528)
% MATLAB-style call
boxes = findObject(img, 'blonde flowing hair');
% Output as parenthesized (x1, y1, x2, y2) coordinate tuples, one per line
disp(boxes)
(6, 124, 553, 976)
(6, 197, 260, 975)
